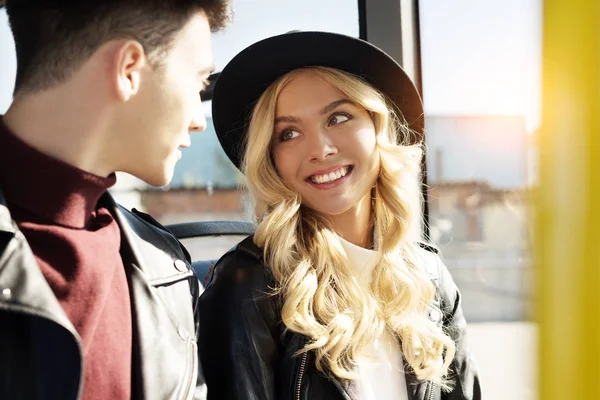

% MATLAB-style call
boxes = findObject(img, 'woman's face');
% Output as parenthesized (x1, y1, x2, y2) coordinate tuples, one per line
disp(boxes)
(271, 70, 381, 218)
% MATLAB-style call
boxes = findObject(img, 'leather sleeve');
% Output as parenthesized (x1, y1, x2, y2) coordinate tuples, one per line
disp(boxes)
(435, 254, 483, 400)
(197, 246, 278, 400)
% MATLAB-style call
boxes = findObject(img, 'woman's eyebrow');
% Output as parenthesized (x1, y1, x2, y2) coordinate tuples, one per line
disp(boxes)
(320, 99, 355, 115)
(274, 115, 300, 125)
(274, 99, 355, 125)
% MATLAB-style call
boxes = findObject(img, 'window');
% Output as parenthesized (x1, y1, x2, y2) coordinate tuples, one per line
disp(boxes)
(419, 1, 541, 399)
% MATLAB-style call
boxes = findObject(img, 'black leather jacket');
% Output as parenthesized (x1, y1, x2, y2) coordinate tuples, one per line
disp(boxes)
(198, 236, 481, 400)
(0, 189, 207, 400)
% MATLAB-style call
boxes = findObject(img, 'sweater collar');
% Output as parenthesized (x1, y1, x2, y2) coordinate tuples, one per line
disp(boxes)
(339, 236, 379, 286)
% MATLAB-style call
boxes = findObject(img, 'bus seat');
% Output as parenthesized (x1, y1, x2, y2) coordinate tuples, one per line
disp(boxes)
(166, 220, 255, 288)
(191, 259, 217, 288)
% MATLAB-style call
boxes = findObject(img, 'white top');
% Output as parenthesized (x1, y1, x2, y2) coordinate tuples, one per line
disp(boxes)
(339, 238, 409, 400)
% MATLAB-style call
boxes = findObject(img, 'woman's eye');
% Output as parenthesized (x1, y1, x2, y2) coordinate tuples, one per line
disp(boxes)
(280, 129, 300, 142)
(329, 113, 351, 126)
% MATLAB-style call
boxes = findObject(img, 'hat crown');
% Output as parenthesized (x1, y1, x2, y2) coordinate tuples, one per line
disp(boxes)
(212, 31, 424, 170)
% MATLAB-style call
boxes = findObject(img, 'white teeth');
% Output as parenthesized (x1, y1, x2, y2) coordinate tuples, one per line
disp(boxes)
(310, 166, 349, 184)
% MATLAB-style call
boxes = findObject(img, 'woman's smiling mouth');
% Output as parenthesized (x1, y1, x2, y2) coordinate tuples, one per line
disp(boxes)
(306, 165, 354, 186)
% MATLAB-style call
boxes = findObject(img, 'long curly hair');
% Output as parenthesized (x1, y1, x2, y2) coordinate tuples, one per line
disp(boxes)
(243, 66, 455, 386)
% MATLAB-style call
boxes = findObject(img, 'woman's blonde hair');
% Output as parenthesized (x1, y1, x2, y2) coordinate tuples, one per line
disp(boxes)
(243, 66, 455, 386)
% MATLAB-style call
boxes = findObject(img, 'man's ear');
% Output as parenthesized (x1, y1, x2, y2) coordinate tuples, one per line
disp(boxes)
(112, 40, 146, 102)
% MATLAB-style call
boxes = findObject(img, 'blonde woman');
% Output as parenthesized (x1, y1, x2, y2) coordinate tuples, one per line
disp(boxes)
(198, 31, 481, 400)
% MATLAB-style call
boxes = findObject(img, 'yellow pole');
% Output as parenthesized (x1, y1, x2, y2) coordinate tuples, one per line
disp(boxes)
(538, 1, 600, 399)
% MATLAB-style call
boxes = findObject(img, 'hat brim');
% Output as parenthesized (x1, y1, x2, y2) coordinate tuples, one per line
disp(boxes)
(211, 31, 424, 170)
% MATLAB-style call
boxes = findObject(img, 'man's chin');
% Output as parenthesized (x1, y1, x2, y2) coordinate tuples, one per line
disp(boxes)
(132, 169, 174, 188)
(146, 173, 174, 188)
(121, 157, 177, 188)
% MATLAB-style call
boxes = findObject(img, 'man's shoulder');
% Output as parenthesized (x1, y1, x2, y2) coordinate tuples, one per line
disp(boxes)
(114, 204, 201, 307)
(115, 204, 191, 263)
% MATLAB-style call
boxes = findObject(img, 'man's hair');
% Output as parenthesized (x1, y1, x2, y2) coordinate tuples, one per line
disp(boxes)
(1, 0, 231, 94)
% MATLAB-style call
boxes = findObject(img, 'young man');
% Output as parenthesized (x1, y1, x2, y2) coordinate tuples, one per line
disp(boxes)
(0, 0, 231, 399)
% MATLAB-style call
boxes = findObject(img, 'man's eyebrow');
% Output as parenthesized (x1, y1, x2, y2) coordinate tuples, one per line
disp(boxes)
(320, 99, 355, 115)
(274, 99, 355, 125)
(199, 64, 216, 75)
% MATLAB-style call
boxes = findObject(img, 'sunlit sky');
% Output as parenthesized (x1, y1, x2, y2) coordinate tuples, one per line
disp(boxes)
(0, 0, 541, 131)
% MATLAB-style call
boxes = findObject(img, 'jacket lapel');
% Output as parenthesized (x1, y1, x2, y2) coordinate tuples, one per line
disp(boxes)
(107, 197, 197, 400)
(0, 188, 80, 340)
(405, 370, 428, 400)
(0, 187, 84, 399)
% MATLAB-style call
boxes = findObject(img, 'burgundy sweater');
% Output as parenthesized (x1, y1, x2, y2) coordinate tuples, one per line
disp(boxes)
(0, 118, 132, 400)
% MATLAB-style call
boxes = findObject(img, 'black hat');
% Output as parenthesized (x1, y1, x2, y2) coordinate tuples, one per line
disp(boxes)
(212, 31, 424, 170)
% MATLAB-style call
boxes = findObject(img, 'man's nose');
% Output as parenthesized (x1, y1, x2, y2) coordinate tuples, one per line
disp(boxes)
(189, 103, 207, 133)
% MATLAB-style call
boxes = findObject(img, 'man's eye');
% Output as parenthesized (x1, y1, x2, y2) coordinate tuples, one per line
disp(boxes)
(329, 113, 351, 126)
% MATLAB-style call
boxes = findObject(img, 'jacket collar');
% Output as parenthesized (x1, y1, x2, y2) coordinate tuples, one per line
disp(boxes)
(0, 186, 85, 398)
(0, 186, 15, 237)
(100, 193, 197, 400)
(102, 193, 194, 286)
(0, 186, 80, 338)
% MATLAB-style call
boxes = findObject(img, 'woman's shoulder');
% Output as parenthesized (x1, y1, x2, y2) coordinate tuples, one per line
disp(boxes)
(413, 241, 443, 278)
(413, 241, 460, 316)
(197, 236, 281, 345)
(202, 235, 273, 297)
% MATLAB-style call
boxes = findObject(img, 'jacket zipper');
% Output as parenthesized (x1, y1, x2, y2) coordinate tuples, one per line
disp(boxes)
(295, 352, 308, 400)
(427, 381, 435, 400)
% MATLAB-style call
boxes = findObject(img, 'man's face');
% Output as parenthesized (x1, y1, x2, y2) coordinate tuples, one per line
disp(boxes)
(118, 11, 214, 187)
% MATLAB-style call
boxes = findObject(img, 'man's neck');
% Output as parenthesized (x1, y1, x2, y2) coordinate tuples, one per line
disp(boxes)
(4, 84, 114, 178)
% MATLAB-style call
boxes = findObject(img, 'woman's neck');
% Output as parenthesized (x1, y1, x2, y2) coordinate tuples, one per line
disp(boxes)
(328, 190, 374, 249)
